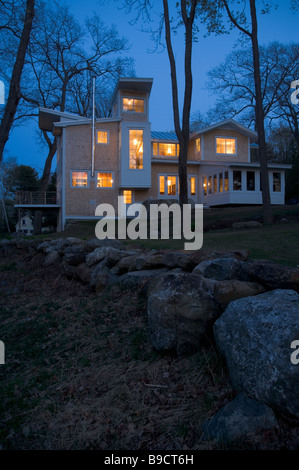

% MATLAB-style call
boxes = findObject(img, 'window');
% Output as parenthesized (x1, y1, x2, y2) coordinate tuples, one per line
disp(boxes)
(129, 130, 143, 169)
(203, 177, 207, 196)
(219, 173, 223, 193)
(97, 131, 108, 144)
(216, 137, 236, 155)
(72, 171, 88, 187)
(224, 171, 229, 191)
(233, 170, 242, 191)
(97, 172, 113, 188)
(273, 172, 281, 192)
(123, 190, 132, 204)
(159, 176, 165, 195)
(167, 176, 177, 196)
(152, 143, 179, 157)
(213, 175, 217, 193)
(22, 219, 26, 225)
(196, 138, 201, 152)
(190, 177, 196, 196)
(123, 97, 144, 113)
(208, 176, 212, 194)
(247, 171, 255, 191)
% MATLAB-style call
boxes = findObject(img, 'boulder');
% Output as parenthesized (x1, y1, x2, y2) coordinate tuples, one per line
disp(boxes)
(62, 237, 82, 247)
(193, 257, 250, 281)
(135, 253, 165, 270)
(90, 261, 110, 288)
(162, 251, 195, 271)
(232, 221, 263, 229)
(189, 249, 250, 266)
(147, 272, 220, 356)
(246, 261, 299, 293)
(61, 261, 77, 278)
(85, 238, 124, 252)
(213, 280, 265, 309)
(214, 289, 299, 419)
(86, 246, 136, 267)
(201, 392, 279, 443)
(42, 250, 60, 266)
(117, 268, 169, 289)
(112, 254, 140, 274)
(94, 267, 118, 293)
(76, 263, 91, 284)
(63, 253, 87, 267)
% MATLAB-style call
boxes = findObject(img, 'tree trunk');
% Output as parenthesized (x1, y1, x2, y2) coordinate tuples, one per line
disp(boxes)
(0, 0, 35, 165)
(250, 0, 273, 224)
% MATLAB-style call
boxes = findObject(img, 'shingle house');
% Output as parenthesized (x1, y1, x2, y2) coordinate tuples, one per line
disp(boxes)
(34, 77, 291, 231)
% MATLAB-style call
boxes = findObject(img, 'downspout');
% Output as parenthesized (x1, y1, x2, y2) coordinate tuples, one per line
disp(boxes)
(91, 76, 96, 177)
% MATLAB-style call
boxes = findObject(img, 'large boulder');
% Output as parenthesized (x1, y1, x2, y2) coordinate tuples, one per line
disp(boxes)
(86, 246, 136, 267)
(63, 253, 87, 267)
(147, 272, 220, 356)
(162, 251, 195, 271)
(246, 261, 299, 293)
(201, 392, 279, 444)
(193, 257, 250, 281)
(214, 289, 299, 419)
(213, 280, 265, 309)
(189, 249, 250, 266)
(112, 254, 140, 274)
(85, 238, 124, 252)
(117, 268, 169, 289)
(76, 263, 91, 284)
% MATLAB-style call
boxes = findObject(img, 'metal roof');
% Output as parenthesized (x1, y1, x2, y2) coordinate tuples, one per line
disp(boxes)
(151, 131, 178, 141)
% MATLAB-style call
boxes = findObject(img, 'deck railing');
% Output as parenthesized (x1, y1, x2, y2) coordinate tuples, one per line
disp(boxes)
(15, 191, 60, 205)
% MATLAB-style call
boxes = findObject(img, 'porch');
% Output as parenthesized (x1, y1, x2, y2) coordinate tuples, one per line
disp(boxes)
(14, 191, 61, 208)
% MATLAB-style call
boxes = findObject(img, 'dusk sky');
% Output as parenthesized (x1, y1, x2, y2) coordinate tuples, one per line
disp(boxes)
(4, 0, 299, 174)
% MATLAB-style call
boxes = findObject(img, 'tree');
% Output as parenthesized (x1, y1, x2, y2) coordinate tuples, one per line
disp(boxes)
(122, 0, 199, 209)
(20, 2, 134, 233)
(0, 0, 35, 165)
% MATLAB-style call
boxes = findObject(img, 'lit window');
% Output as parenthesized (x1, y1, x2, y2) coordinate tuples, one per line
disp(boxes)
(208, 176, 212, 194)
(273, 172, 281, 192)
(97, 131, 108, 144)
(123, 98, 144, 113)
(97, 172, 113, 188)
(216, 138, 236, 155)
(129, 130, 143, 169)
(203, 177, 207, 196)
(247, 171, 255, 191)
(72, 171, 88, 187)
(196, 138, 201, 152)
(213, 175, 217, 193)
(224, 171, 229, 191)
(233, 171, 242, 191)
(167, 176, 176, 196)
(190, 177, 196, 196)
(159, 175, 165, 195)
(123, 190, 132, 204)
(159, 143, 177, 157)
(153, 142, 158, 156)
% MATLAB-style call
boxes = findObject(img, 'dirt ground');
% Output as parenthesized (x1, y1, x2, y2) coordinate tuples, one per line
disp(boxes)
(0, 250, 298, 450)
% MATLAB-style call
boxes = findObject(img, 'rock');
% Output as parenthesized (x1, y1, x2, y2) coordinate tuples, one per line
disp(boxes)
(85, 238, 124, 252)
(76, 263, 91, 284)
(189, 249, 250, 266)
(112, 254, 140, 274)
(162, 251, 195, 271)
(246, 261, 299, 293)
(117, 268, 169, 289)
(86, 246, 136, 267)
(213, 280, 265, 308)
(90, 261, 110, 288)
(147, 272, 220, 356)
(94, 267, 118, 293)
(232, 221, 263, 229)
(61, 261, 77, 278)
(214, 289, 299, 419)
(135, 253, 165, 270)
(193, 258, 250, 281)
(62, 237, 82, 246)
(42, 251, 60, 266)
(63, 245, 86, 255)
(63, 253, 87, 267)
(202, 392, 279, 443)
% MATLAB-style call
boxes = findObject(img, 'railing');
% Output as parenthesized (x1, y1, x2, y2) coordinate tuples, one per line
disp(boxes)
(15, 191, 60, 206)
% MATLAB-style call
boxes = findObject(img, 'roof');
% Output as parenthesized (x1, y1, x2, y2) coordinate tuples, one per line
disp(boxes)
(151, 131, 178, 141)
(110, 77, 153, 109)
(191, 119, 258, 141)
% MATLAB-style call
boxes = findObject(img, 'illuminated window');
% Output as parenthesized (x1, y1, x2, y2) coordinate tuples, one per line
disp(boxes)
(72, 171, 88, 187)
(224, 171, 229, 191)
(159, 143, 176, 157)
(129, 130, 143, 169)
(233, 171, 242, 191)
(123, 190, 132, 204)
(219, 173, 223, 192)
(123, 98, 144, 113)
(213, 175, 217, 193)
(167, 176, 176, 196)
(97, 172, 113, 188)
(159, 175, 165, 195)
(208, 176, 212, 194)
(190, 177, 196, 196)
(273, 172, 281, 192)
(247, 171, 255, 191)
(203, 177, 207, 196)
(153, 142, 158, 156)
(216, 138, 236, 155)
(196, 138, 201, 152)
(97, 131, 108, 144)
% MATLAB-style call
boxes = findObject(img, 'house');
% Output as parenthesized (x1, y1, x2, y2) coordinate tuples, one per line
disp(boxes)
(34, 77, 291, 231)
(15, 214, 34, 235)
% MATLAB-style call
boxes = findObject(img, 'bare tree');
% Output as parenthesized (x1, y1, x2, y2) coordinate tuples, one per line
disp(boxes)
(0, 0, 35, 165)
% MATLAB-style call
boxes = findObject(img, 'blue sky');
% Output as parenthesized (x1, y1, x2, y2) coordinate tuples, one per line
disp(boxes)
(4, 0, 299, 174)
